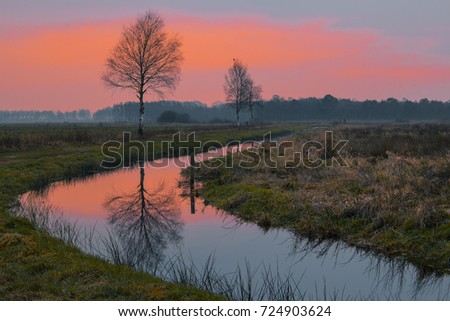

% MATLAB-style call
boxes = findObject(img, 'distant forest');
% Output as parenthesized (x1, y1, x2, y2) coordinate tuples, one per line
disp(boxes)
(1, 95, 450, 123)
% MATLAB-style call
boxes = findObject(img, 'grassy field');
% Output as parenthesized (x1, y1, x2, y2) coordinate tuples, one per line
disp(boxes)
(0, 122, 296, 300)
(197, 124, 450, 274)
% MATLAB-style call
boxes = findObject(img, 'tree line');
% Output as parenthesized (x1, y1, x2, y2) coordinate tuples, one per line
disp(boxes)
(1, 97, 450, 123)
(0, 109, 91, 122)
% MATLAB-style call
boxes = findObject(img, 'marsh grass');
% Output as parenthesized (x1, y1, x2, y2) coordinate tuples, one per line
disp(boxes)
(158, 254, 309, 300)
(198, 124, 450, 273)
(13, 194, 81, 245)
(0, 123, 298, 152)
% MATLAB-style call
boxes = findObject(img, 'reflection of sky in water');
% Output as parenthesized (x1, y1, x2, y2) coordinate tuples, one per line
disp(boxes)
(21, 154, 450, 300)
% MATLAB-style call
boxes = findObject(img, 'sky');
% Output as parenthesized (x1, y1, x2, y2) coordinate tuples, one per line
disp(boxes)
(1, 0, 450, 111)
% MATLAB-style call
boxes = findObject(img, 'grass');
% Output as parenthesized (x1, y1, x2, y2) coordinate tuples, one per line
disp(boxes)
(0, 122, 298, 300)
(197, 124, 450, 274)
(0, 219, 220, 300)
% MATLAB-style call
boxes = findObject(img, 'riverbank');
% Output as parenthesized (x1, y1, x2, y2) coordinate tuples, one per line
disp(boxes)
(197, 124, 450, 274)
(0, 123, 297, 300)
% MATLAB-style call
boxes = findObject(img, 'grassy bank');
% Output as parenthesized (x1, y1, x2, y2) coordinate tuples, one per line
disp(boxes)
(0, 122, 296, 300)
(197, 124, 450, 274)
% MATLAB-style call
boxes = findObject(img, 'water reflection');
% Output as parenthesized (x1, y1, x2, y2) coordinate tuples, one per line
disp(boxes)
(178, 152, 202, 214)
(16, 147, 450, 300)
(189, 153, 196, 214)
(103, 165, 183, 272)
(285, 233, 450, 300)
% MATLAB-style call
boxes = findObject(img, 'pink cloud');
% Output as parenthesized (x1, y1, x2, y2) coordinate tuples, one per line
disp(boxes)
(0, 14, 449, 111)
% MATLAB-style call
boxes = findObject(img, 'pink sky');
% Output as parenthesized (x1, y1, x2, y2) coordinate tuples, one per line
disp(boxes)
(1, 12, 450, 111)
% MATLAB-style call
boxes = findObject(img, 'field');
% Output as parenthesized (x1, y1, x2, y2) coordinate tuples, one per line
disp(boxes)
(1, 122, 449, 300)
(197, 124, 450, 274)
(0, 122, 294, 299)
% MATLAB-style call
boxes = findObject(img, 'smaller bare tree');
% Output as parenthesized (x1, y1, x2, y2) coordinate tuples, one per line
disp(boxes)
(102, 11, 183, 135)
(224, 58, 249, 127)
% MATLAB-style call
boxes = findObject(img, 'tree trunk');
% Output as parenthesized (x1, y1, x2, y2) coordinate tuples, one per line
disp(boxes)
(236, 106, 240, 128)
(249, 105, 254, 126)
(138, 94, 145, 136)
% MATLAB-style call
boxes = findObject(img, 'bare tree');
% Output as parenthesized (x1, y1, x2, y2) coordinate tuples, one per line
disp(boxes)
(224, 58, 249, 127)
(102, 11, 183, 135)
(245, 77, 262, 125)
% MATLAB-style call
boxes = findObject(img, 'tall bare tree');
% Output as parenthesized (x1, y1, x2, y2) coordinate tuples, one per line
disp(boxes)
(102, 11, 183, 135)
(224, 58, 249, 127)
(245, 77, 262, 125)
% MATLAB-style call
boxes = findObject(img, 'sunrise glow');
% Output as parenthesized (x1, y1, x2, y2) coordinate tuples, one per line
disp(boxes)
(1, 1, 450, 111)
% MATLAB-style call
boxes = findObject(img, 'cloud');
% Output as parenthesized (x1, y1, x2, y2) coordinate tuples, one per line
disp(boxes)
(167, 15, 450, 102)
(1, 14, 449, 110)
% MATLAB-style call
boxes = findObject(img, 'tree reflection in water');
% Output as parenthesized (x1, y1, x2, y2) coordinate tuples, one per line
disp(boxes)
(178, 152, 201, 214)
(103, 166, 183, 272)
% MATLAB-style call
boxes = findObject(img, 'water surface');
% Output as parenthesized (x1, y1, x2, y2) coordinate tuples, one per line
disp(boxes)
(20, 151, 450, 300)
